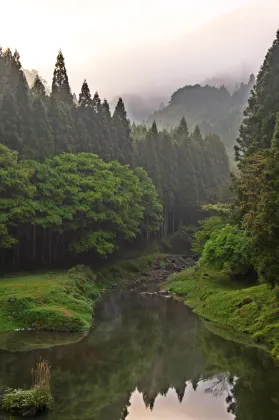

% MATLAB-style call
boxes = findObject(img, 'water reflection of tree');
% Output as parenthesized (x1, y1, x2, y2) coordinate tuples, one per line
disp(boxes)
(1, 292, 279, 419)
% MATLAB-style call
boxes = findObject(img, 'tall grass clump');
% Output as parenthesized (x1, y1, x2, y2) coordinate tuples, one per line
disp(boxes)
(1, 359, 53, 417)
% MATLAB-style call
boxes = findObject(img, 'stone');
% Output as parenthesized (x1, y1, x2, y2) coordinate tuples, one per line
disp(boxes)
(242, 297, 253, 306)
(8, 297, 17, 303)
(159, 290, 167, 295)
(23, 407, 38, 417)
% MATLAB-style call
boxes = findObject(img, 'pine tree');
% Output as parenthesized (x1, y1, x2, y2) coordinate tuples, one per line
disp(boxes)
(112, 98, 134, 165)
(51, 50, 73, 105)
(191, 125, 203, 145)
(92, 91, 101, 113)
(78, 80, 92, 108)
(0, 90, 21, 152)
(76, 81, 100, 154)
(175, 116, 189, 142)
(235, 30, 279, 160)
(99, 99, 114, 161)
(31, 74, 46, 97)
(48, 96, 75, 154)
(31, 97, 54, 160)
(16, 70, 34, 158)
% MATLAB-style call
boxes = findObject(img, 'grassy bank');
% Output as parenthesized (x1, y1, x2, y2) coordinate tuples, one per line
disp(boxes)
(0, 254, 162, 334)
(0, 271, 97, 333)
(165, 267, 279, 360)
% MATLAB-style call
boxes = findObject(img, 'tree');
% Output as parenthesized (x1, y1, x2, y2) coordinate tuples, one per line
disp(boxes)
(78, 80, 92, 108)
(113, 98, 134, 166)
(235, 30, 279, 160)
(31, 97, 54, 160)
(48, 96, 75, 154)
(0, 90, 21, 152)
(51, 50, 73, 105)
(31, 74, 46, 98)
(199, 225, 252, 275)
(0, 144, 35, 249)
(16, 70, 34, 158)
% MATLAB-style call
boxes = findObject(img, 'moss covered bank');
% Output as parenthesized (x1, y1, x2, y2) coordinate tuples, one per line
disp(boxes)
(165, 267, 279, 360)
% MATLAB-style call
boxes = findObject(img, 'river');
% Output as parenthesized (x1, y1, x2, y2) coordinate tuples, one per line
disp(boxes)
(0, 290, 279, 419)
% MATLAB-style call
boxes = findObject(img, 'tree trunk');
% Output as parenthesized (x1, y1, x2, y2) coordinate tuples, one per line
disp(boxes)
(33, 225, 36, 263)
(42, 229, 46, 264)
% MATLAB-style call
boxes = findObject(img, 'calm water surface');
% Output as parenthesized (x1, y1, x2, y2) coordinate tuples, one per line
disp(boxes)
(0, 290, 279, 419)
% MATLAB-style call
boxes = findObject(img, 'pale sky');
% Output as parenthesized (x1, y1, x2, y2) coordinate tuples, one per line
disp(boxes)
(0, 0, 276, 98)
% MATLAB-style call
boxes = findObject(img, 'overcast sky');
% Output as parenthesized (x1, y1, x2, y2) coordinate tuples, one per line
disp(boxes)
(0, 0, 277, 98)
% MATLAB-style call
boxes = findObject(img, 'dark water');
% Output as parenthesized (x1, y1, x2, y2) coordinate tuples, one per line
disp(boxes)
(0, 291, 279, 420)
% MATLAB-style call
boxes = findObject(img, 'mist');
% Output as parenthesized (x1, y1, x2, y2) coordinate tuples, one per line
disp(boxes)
(66, 0, 279, 102)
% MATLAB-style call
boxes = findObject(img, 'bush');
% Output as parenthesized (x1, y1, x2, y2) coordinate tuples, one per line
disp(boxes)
(192, 216, 226, 254)
(1, 359, 53, 417)
(199, 225, 253, 275)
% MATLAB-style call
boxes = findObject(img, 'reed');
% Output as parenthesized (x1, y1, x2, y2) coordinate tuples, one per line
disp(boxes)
(32, 358, 51, 389)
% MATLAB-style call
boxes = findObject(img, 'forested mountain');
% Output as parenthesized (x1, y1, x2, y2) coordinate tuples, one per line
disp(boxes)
(0, 47, 229, 269)
(147, 77, 254, 151)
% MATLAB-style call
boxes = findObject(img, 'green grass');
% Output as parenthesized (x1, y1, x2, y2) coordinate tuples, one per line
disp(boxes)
(0, 271, 99, 333)
(165, 267, 279, 360)
(0, 254, 164, 335)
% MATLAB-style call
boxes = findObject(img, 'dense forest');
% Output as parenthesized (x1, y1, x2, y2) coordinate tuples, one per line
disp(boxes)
(147, 77, 255, 151)
(0, 47, 229, 269)
(194, 30, 279, 287)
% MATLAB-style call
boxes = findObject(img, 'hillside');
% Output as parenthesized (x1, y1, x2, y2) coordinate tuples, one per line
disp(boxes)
(146, 77, 254, 150)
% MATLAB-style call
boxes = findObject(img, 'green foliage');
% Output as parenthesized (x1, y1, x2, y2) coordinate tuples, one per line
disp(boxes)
(199, 225, 253, 275)
(2, 386, 53, 414)
(0, 144, 35, 248)
(192, 216, 226, 254)
(235, 31, 279, 159)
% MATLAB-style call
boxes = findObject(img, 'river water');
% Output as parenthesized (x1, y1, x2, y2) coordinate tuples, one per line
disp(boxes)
(0, 290, 279, 419)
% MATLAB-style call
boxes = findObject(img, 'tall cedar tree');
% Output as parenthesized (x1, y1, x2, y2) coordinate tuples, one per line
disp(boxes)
(51, 50, 73, 105)
(235, 30, 279, 160)
(113, 98, 134, 166)
(31, 74, 46, 97)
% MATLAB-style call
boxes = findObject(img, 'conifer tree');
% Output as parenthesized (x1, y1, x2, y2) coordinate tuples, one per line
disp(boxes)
(31, 97, 54, 160)
(235, 30, 279, 160)
(78, 80, 92, 108)
(16, 70, 34, 158)
(48, 96, 75, 154)
(0, 90, 21, 152)
(92, 91, 101, 113)
(51, 50, 73, 105)
(113, 98, 134, 166)
(175, 116, 189, 142)
(99, 99, 114, 161)
(31, 74, 46, 97)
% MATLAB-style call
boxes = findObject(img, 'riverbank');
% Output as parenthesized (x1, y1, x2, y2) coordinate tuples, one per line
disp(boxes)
(0, 254, 186, 334)
(164, 267, 279, 360)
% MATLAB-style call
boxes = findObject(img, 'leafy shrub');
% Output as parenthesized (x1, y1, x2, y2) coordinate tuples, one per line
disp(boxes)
(2, 386, 53, 414)
(192, 216, 226, 254)
(199, 225, 253, 275)
(1, 360, 53, 416)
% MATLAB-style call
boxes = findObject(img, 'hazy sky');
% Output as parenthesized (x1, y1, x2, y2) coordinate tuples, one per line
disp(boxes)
(0, 0, 275, 97)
